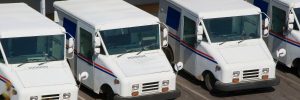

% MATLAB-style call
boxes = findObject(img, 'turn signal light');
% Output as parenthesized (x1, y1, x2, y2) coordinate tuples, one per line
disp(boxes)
(232, 78, 239, 84)
(262, 75, 269, 80)
(131, 91, 139, 96)
(162, 87, 169, 92)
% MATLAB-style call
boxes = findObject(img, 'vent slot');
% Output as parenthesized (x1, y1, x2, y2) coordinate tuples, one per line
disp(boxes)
(243, 69, 259, 79)
(41, 94, 59, 100)
(142, 82, 159, 92)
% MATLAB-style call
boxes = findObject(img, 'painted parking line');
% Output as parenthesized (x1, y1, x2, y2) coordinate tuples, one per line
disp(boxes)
(276, 72, 300, 87)
(176, 82, 210, 100)
(78, 95, 86, 100)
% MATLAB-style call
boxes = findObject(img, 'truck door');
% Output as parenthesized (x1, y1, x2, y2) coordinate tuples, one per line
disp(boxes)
(164, 4, 182, 63)
(180, 12, 197, 74)
(76, 22, 94, 88)
(269, 2, 288, 62)
(63, 18, 77, 76)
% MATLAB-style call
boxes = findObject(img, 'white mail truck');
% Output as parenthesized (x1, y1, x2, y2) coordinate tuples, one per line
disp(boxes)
(249, 0, 300, 76)
(0, 3, 78, 100)
(159, 0, 280, 92)
(54, 0, 181, 99)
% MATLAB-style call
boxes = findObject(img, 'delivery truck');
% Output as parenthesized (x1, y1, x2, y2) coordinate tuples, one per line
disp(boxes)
(0, 3, 79, 100)
(54, 0, 182, 99)
(249, 0, 300, 76)
(159, 0, 280, 92)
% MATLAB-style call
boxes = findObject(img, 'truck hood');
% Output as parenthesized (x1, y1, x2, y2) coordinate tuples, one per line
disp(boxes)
(16, 66, 74, 88)
(218, 45, 269, 64)
(115, 52, 171, 77)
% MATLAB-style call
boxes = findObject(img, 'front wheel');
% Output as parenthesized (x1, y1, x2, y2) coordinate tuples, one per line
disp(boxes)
(163, 46, 174, 65)
(296, 65, 300, 77)
(101, 86, 115, 100)
(204, 73, 218, 93)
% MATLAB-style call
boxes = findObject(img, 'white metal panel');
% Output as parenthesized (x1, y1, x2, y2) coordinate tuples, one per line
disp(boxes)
(218, 44, 270, 64)
(168, 0, 261, 19)
(54, 0, 159, 31)
(14, 62, 74, 88)
(115, 51, 171, 77)
(0, 3, 65, 38)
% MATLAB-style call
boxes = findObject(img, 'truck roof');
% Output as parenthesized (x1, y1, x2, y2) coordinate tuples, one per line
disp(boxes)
(54, 0, 159, 30)
(168, 0, 261, 19)
(0, 3, 64, 38)
(271, 0, 300, 8)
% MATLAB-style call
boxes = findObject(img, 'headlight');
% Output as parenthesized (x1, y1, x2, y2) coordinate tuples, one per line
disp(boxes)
(233, 71, 240, 78)
(132, 84, 139, 91)
(30, 96, 38, 100)
(63, 93, 71, 99)
(262, 68, 269, 74)
(162, 80, 169, 86)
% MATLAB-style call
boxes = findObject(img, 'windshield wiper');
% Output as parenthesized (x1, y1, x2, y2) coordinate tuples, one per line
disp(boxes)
(238, 33, 247, 44)
(39, 53, 48, 65)
(136, 43, 157, 55)
(17, 62, 27, 67)
(219, 42, 227, 45)
(117, 49, 136, 57)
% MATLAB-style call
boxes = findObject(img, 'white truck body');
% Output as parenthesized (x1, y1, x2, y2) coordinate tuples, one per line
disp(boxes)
(249, 0, 300, 75)
(0, 3, 78, 100)
(54, 0, 180, 99)
(159, 0, 279, 91)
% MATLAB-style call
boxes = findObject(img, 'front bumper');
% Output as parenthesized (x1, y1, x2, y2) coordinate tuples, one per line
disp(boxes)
(114, 90, 181, 100)
(214, 78, 280, 91)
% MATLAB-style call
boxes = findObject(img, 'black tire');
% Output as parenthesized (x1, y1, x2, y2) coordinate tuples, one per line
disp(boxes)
(204, 72, 217, 93)
(297, 66, 300, 77)
(163, 46, 174, 65)
(101, 86, 115, 100)
(292, 59, 300, 77)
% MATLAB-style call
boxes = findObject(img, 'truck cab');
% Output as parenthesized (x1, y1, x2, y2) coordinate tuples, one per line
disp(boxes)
(54, 0, 181, 99)
(159, 0, 279, 92)
(0, 3, 78, 100)
(249, 0, 300, 76)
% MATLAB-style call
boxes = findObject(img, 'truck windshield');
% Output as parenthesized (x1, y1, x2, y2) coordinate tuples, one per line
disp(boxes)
(204, 15, 260, 42)
(1, 35, 64, 64)
(100, 25, 159, 55)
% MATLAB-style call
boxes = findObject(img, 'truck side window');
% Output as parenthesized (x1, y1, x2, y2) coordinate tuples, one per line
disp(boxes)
(63, 18, 77, 39)
(166, 7, 181, 31)
(293, 9, 300, 30)
(271, 6, 286, 35)
(100, 45, 105, 55)
(79, 28, 93, 60)
(183, 16, 196, 46)
(294, 21, 299, 30)
(0, 50, 4, 63)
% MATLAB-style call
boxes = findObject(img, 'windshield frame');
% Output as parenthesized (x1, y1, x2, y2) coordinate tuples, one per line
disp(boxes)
(201, 14, 262, 44)
(99, 24, 161, 56)
(0, 34, 66, 65)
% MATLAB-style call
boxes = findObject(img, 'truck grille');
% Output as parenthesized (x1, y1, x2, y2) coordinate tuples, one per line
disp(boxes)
(243, 69, 259, 79)
(142, 81, 159, 92)
(41, 94, 59, 100)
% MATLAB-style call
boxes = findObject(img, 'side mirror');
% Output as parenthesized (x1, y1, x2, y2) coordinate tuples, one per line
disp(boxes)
(276, 48, 287, 58)
(160, 22, 169, 48)
(94, 36, 102, 54)
(174, 62, 183, 72)
(163, 28, 168, 38)
(67, 38, 75, 59)
(162, 27, 169, 48)
(263, 18, 270, 37)
(288, 13, 295, 31)
(78, 71, 89, 82)
(162, 40, 168, 47)
(196, 25, 204, 42)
